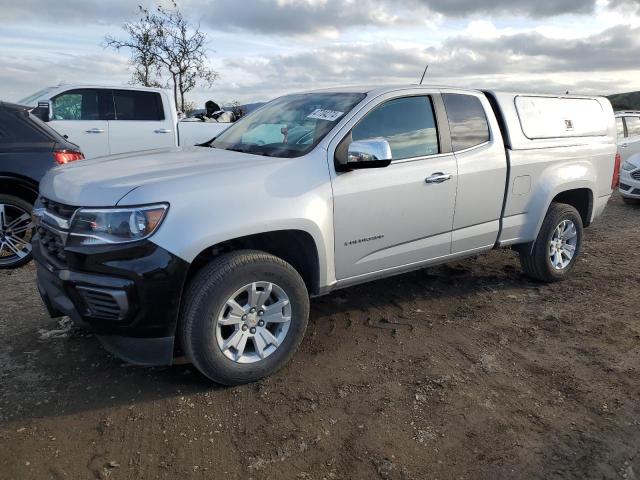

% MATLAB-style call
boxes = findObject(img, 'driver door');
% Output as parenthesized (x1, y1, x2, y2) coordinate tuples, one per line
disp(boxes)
(48, 88, 113, 159)
(330, 93, 458, 280)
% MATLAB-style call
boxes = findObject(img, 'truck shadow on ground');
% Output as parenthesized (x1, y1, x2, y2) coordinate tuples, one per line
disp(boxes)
(1, 250, 533, 425)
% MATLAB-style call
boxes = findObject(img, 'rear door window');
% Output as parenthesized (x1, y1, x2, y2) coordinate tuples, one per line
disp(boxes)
(442, 94, 490, 151)
(51, 89, 114, 121)
(624, 116, 640, 137)
(352, 96, 439, 160)
(113, 90, 165, 121)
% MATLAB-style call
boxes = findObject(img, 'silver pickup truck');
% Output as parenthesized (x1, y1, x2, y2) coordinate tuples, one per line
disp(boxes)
(32, 85, 619, 385)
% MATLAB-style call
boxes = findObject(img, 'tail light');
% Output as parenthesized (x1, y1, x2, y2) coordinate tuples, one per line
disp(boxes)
(612, 151, 621, 190)
(54, 150, 85, 165)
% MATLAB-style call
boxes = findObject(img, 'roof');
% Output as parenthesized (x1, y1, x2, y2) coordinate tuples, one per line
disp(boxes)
(0, 101, 29, 111)
(295, 84, 484, 97)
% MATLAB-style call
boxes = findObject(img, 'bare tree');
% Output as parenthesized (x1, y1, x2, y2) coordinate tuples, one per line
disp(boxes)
(229, 101, 246, 119)
(104, 2, 218, 111)
(104, 7, 163, 88)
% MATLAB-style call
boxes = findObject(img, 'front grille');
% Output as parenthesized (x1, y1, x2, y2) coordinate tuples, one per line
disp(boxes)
(37, 225, 67, 263)
(632, 188, 640, 195)
(632, 170, 640, 181)
(78, 287, 127, 321)
(36, 197, 79, 266)
(40, 197, 77, 220)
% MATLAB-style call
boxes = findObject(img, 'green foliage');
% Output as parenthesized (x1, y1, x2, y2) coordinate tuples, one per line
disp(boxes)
(52, 94, 82, 120)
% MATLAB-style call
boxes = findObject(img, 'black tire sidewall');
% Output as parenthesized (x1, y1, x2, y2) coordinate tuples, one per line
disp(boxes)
(186, 255, 309, 384)
(622, 196, 640, 205)
(539, 206, 583, 280)
(0, 194, 34, 269)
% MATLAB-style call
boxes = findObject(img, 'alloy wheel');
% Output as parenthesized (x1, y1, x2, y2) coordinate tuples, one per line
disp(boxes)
(0, 203, 34, 267)
(216, 281, 292, 364)
(548, 219, 578, 270)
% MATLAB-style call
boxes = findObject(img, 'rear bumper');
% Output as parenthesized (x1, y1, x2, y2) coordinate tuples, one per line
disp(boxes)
(33, 237, 189, 366)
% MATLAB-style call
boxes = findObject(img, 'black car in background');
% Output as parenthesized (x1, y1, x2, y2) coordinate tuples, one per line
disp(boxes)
(0, 102, 84, 269)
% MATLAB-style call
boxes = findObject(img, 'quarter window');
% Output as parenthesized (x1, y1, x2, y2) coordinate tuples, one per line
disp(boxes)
(51, 89, 114, 121)
(442, 94, 490, 151)
(113, 90, 165, 121)
(625, 116, 640, 137)
(0, 108, 49, 144)
(352, 96, 439, 160)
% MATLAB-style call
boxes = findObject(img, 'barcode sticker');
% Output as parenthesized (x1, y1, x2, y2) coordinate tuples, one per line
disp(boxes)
(307, 109, 344, 121)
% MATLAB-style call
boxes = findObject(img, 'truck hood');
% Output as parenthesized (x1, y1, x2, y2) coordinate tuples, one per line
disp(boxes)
(39, 147, 274, 206)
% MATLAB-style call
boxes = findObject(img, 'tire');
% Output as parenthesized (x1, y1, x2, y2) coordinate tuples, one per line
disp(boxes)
(0, 194, 34, 269)
(518, 203, 583, 283)
(622, 196, 640, 206)
(180, 250, 310, 385)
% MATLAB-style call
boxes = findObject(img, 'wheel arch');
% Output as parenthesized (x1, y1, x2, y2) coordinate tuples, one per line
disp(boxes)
(518, 183, 594, 256)
(184, 229, 321, 297)
(0, 174, 39, 205)
(550, 188, 593, 227)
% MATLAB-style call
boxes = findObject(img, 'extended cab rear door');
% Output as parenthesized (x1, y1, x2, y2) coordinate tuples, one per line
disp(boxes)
(440, 91, 507, 253)
(48, 88, 112, 159)
(329, 90, 458, 280)
(108, 90, 175, 155)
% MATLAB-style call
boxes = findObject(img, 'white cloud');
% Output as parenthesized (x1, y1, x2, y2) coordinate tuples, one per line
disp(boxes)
(0, 0, 639, 105)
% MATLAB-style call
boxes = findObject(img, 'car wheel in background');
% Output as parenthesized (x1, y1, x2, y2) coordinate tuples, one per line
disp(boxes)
(519, 203, 583, 283)
(180, 250, 310, 385)
(0, 194, 35, 269)
(622, 196, 640, 205)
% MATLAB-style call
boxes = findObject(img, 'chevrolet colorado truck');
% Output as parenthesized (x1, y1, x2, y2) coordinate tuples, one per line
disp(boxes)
(19, 85, 232, 159)
(32, 86, 619, 385)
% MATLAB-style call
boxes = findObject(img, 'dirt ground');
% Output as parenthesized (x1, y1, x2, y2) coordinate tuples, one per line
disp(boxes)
(0, 193, 639, 480)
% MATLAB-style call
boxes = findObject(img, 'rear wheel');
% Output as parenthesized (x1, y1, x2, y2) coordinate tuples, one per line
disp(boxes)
(622, 196, 640, 205)
(519, 203, 583, 283)
(180, 250, 309, 385)
(0, 194, 34, 269)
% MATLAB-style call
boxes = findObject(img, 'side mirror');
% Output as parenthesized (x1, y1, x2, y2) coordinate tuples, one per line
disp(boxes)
(31, 102, 51, 122)
(344, 139, 392, 169)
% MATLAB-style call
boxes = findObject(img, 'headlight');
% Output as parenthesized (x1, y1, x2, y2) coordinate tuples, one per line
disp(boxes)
(68, 204, 168, 246)
(622, 161, 637, 171)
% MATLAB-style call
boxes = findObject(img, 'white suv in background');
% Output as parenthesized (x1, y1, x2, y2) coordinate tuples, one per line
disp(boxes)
(616, 111, 640, 204)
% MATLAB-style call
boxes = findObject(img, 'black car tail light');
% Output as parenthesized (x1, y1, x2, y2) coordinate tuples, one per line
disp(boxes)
(54, 150, 85, 165)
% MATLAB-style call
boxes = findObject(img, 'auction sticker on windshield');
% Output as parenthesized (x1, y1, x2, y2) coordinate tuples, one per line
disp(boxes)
(307, 109, 344, 121)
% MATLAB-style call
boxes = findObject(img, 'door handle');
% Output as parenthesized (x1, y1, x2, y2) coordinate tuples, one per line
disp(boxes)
(85, 128, 105, 134)
(621, 143, 628, 148)
(425, 172, 453, 184)
(154, 128, 172, 134)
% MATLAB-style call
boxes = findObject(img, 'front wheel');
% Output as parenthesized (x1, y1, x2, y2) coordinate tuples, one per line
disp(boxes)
(180, 250, 309, 385)
(0, 194, 35, 269)
(518, 203, 583, 283)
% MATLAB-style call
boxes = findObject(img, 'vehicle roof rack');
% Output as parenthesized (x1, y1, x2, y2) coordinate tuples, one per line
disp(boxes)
(615, 110, 640, 115)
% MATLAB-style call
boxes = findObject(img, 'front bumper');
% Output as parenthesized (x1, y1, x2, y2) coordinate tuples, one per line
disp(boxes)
(33, 236, 189, 366)
(620, 169, 640, 198)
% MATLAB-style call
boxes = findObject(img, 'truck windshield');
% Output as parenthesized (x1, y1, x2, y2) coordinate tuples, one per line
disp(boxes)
(211, 92, 366, 158)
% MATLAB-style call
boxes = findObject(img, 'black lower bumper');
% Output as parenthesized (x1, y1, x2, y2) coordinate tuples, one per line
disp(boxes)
(33, 237, 190, 366)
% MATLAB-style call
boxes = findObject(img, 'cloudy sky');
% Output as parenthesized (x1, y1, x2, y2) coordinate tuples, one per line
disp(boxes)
(1, 0, 639, 107)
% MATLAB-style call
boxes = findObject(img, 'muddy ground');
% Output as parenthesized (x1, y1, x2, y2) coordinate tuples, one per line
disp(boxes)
(0, 193, 639, 480)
